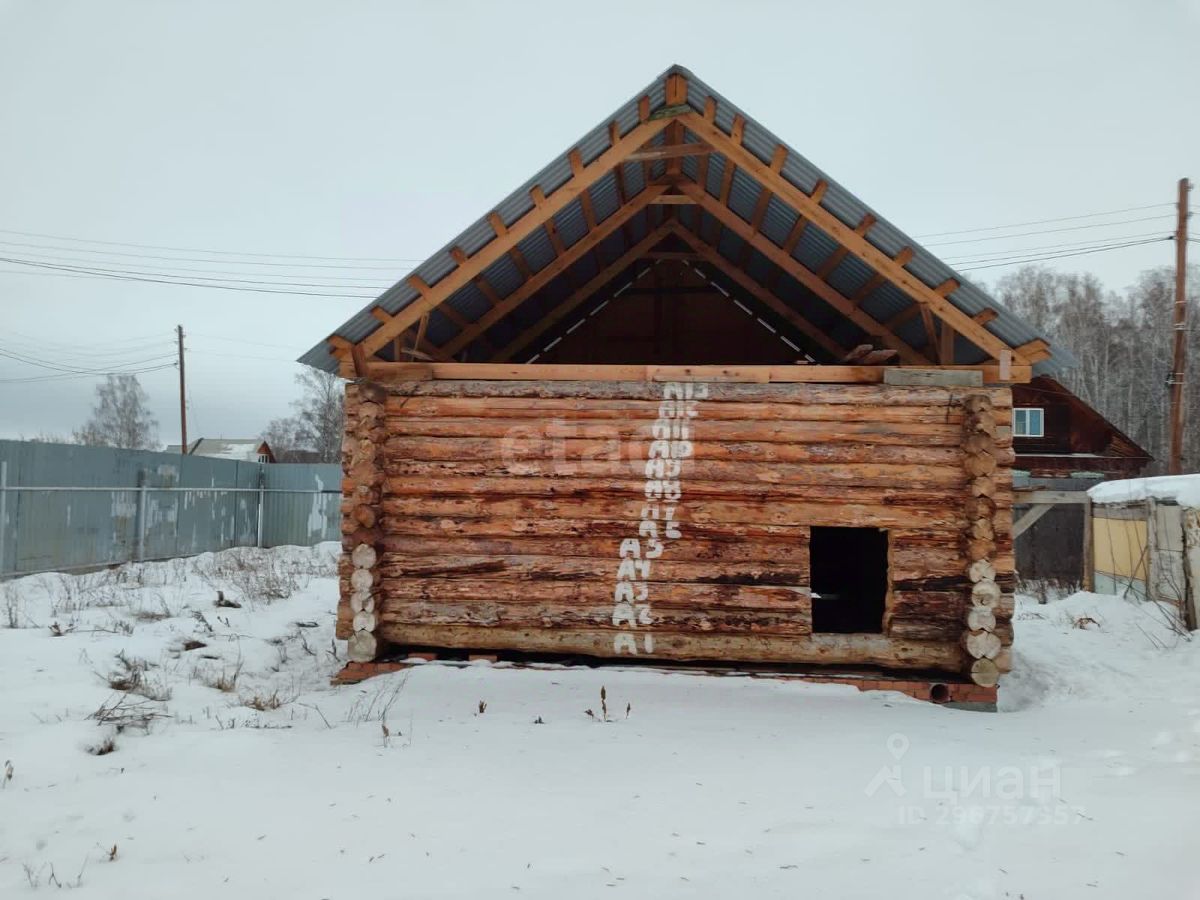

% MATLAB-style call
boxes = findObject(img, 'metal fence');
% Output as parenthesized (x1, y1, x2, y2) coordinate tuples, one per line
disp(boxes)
(0, 440, 342, 578)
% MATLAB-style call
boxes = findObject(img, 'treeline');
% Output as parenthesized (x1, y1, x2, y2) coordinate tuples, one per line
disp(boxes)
(992, 263, 1199, 473)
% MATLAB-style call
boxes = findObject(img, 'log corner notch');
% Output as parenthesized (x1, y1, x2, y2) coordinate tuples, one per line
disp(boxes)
(340, 380, 388, 662)
(960, 392, 1014, 686)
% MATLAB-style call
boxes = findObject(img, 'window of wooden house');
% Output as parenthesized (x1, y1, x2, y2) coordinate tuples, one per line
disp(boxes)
(1013, 407, 1045, 438)
(810, 527, 888, 633)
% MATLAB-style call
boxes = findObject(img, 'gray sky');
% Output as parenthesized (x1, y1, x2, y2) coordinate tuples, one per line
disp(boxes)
(1, 0, 1197, 444)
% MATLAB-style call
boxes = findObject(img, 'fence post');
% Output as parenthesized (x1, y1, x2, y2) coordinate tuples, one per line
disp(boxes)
(256, 469, 266, 549)
(0, 460, 7, 577)
(135, 469, 147, 563)
(1082, 497, 1094, 592)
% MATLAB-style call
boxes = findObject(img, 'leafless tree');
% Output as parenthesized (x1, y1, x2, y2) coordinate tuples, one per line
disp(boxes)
(261, 369, 345, 463)
(73, 374, 159, 450)
(993, 262, 1198, 473)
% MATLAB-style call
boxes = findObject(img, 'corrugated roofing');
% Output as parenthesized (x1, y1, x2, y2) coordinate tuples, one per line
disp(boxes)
(300, 64, 1072, 376)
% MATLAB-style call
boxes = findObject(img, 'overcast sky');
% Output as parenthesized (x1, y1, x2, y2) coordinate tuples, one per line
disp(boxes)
(1, 0, 1197, 445)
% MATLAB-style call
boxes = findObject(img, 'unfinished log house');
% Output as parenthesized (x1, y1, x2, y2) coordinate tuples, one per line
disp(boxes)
(302, 65, 1071, 695)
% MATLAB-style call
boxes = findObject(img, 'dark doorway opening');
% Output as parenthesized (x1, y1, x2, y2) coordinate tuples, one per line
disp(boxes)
(810, 527, 888, 633)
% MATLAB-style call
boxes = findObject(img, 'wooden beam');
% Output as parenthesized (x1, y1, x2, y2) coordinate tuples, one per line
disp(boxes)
(1014, 337, 1053, 363)
(919, 304, 939, 362)
(649, 195, 696, 205)
(340, 112, 674, 361)
(627, 143, 714, 162)
(607, 123, 637, 247)
(363, 361, 1029, 384)
(437, 183, 670, 358)
(816, 213, 877, 279)
(850, 246, 914, 306)
(1012, 504, 1053, 539)
(974, 308, 999, 325)
(674, 182, 931, 365)
(492, 221, 677, 362)
(766, 180, 828, 290)
(680, 112, 1029, 365)
(371, 307, 446, 361)
(939, 321, 956, 365)
(667, 221, 847, 360)
(568, 149, 599, 231)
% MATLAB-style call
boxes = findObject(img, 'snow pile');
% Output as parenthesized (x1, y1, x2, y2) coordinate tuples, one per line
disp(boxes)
(1, 548, 1199, 898)
(1088, 473, 1200, 508)
(1002, 591, 1196, 710)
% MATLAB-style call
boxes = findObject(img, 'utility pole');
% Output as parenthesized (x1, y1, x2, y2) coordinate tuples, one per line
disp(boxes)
(176, 325, 188, 455)
(1169, 178, 1190, 474)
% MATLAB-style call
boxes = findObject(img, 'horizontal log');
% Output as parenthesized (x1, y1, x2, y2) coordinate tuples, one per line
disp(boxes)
(371, 602, 812, 636)
(380, 496, 968, 530)
(382, 416, 981, 448)
(377, 533, 812, 564)
(376, 578, 810, 610)
(372, 623, 966, 670)
(381, 477, 968, 506)
(389, 397, 991, 424)
(379, 380, 1013, 407)
(379, 553, 811, 586)
(384, 436, 969, 467)
(381, 458, 975, 490)
(365, 363, 1030, 384)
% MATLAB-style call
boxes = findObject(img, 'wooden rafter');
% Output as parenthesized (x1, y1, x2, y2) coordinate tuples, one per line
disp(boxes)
(340, 112, 674, 361)
(607, 123, 637, 247)
(850, 246, 914, 306)
(737, 145, 788, 268)
(370, 308, 446, 362)
(680, 111, 1028, 365)
(766, 180, 827, 290)
(436, 183, 670, 358)
(674, 182, 931, 365)
(666, 221, 847, 360)
(816, 213, 877, 279)
(492, 221, 678, 362)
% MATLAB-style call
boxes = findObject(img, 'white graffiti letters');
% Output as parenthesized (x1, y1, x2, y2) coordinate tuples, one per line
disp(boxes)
(611, 382, 706, 654)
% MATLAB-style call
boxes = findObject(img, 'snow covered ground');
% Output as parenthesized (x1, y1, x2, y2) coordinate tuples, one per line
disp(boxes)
(1, 545, 1198, 899)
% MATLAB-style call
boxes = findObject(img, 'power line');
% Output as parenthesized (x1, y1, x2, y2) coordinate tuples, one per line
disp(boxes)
(955, 237, 1168, 272)
(923, 214, 1175, 247)
(0, 254, 391, 290)
(0, 226, 428, 263)
(0, 256, 377, 299)
(0, 363, 177, 385)
(0, 238, 415, 271)
(942, 230, 1172, 263)
(913, 202, 1174, 239)
(0, 344, 176, 376)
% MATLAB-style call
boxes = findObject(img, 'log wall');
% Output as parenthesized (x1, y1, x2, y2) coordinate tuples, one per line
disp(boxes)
(338, 378, 1015, 679)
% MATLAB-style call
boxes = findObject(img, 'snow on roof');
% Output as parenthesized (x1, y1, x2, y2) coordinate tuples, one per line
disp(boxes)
(1088, 474, 1200, 508)
(165, 438, 268, 462)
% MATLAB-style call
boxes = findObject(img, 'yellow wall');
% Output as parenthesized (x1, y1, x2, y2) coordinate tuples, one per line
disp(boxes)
(1093, 514, 1149, 580)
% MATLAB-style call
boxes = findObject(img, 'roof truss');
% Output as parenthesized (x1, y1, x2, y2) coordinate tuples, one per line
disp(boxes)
(326, 71, 1042, 379)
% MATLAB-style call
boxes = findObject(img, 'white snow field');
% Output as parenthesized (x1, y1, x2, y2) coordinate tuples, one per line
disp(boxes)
(1, 544, 1198, 899)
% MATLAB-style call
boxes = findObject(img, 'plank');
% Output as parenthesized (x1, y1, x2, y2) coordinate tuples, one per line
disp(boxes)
(364, 362, 1031, 384)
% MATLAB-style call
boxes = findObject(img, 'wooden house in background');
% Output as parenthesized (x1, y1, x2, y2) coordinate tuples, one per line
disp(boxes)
(1011, 376, 1150, 480)
(301, 65, 1073, 699)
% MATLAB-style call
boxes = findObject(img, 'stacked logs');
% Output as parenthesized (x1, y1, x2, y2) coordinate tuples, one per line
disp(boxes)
(341, 381, 388, 663)
(960, 392, 1013, 687)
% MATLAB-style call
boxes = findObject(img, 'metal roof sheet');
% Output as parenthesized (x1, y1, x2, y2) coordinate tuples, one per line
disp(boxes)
(300, 64, 1073, 377)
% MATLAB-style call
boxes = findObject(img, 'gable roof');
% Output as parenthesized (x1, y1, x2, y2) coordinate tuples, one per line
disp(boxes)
(301, 64, 1072, 375)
